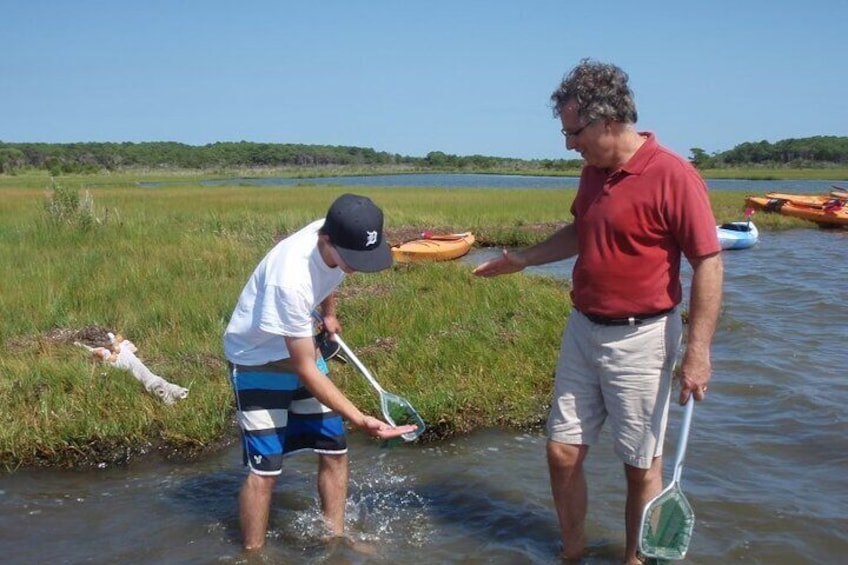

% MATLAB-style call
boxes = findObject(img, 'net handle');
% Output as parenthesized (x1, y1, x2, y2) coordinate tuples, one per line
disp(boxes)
(310, 310, 425, 441)
(672, 396, 695, 484)
(311, 310, 386, 394)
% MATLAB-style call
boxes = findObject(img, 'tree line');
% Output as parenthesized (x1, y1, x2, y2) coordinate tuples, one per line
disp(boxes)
(690, 136, 848, 168)
(0, 140, 585, 175)
(2, 136, 847, 175)
(0, 141, 402, 174)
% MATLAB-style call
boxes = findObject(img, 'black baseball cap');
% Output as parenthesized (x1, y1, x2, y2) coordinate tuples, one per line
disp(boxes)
(323, 194, 393, 272)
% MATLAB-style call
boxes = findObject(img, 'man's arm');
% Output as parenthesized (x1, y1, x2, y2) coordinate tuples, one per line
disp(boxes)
(473, 223, 578, 277)
(679, 252, 723, 403)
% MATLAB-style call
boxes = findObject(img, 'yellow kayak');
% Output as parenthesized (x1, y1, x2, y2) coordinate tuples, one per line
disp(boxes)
(391, 232, 475, 263)
(831, 187, 848, 200)
(764, 192, 839, 208)
(746, 196, 848, 227)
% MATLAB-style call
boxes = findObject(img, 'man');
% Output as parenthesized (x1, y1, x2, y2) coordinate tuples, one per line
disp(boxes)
(473, 60, 723, 564)
(223, 193, 416, 550)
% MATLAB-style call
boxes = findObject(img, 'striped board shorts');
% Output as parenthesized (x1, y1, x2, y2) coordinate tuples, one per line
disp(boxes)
(229, 355, 347, 475)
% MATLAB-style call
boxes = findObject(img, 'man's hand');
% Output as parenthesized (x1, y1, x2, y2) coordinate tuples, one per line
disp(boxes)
(677, 347, 711, 404)
(472, 248, 526, 277)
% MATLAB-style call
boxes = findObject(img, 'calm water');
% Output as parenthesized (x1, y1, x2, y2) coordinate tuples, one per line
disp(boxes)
(2, 217, 848, 563)
(139, 172, 845, 194)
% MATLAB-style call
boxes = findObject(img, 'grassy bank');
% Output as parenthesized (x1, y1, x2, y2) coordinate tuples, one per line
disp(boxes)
(699, 167, 848, 181)
(0, 172, 821, 470)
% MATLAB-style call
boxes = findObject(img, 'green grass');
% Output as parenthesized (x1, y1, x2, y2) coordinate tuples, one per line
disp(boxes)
(699, 167, 848, 180)
(0, 171, 833, 469)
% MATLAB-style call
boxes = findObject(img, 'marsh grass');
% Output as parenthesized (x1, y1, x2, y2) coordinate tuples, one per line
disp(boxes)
(700, 167, 848, 180)
(0, 171, 834, 469)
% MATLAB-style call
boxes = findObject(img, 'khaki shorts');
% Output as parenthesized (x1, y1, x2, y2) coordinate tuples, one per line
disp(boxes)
(547, 308, 683, 469)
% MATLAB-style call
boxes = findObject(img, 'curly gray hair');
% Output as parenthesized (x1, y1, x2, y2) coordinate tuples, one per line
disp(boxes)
(550, 59, 637, 124)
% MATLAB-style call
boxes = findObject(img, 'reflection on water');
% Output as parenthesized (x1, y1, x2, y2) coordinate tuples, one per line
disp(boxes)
(2, 228, 848, 564)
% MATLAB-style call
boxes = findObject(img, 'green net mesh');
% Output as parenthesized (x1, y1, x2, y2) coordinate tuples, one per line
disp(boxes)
(382, 392, 426, 441)
(639, 486, 695, 560)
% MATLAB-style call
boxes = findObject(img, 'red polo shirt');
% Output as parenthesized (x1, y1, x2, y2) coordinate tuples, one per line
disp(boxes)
(570, 133, 720, 317)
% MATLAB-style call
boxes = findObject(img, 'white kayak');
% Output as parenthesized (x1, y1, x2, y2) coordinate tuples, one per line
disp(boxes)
(716, 221, 758, 250)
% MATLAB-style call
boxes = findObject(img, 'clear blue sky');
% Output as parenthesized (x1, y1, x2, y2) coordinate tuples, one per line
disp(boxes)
(3, 1, 846, 160)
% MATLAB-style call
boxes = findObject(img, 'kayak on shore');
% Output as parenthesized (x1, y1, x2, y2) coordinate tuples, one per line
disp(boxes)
(764, 192, 837, 208)
(391, 231, 476, 263)
(746, 195, 848, 227)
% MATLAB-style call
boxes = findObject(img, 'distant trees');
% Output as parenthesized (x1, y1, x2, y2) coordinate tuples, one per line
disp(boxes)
(689, 147, 714, 169)
(0, 141, 564, 174)
(0, 141, 406, 174)
(4, 136, 848, 175)
(689, 136, 848, 169)
(0, 147, 26, 173)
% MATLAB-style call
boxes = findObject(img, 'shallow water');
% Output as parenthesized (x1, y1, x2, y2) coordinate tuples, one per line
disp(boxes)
(2, 228, 848, 564)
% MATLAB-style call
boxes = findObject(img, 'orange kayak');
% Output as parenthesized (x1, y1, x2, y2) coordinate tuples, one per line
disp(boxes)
(391, 232, 475, 262)
(746, 196, 848, 227)
(764, 192, 844, 208)
(831, 187, 848, 200)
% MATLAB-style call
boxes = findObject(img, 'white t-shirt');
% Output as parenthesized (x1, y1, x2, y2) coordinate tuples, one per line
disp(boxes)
(223, 219, 345, 365)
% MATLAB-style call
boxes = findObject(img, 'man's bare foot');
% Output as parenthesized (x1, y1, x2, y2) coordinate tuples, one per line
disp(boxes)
(558, 548, 584, 563)
(325, 535, 380, 557)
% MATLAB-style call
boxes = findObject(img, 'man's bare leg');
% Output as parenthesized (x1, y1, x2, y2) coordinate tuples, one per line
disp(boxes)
(317, 453, 349, 536)
(623, 457, 663, 565)
(240, 472, 278, 550)
(547, 441, 589, 561)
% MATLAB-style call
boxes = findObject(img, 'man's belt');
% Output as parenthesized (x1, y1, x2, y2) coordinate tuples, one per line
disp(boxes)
(579, 307, 675, 326)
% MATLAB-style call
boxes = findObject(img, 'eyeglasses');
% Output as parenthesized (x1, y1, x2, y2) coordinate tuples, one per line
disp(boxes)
(561, 120, 595, 140)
